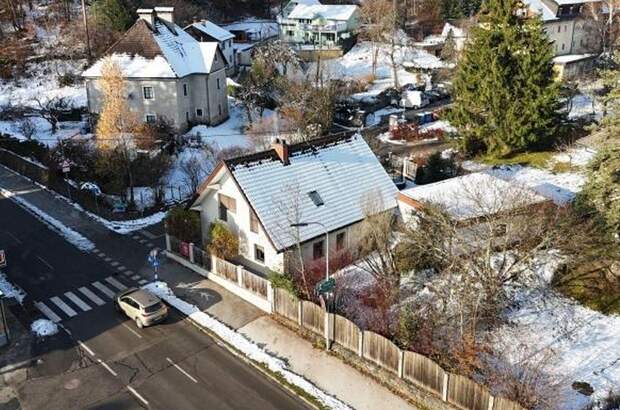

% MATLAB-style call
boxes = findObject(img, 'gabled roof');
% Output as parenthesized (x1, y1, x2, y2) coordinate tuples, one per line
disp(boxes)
(287, 4, 358, 21)
(523, 0, 558, 21)
(83, 17, 223, 79)
(194, 133, 398, 251)
(187, 21, 235, 42)
(398, 173, 548, 221)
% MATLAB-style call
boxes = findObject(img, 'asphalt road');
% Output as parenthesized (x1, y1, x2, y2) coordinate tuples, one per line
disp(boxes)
(0, 195, 308, 410)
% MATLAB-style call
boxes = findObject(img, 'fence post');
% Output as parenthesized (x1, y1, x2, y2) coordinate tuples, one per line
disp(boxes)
(237, 266, 243, 287)
(165, 233, 171, 251)
(211, 254, 218, 275)
(397, 349, 404, 378)
(358, 329, 363, 358)
(442, 373, 449, 402)
(297, 300, 303, 328)
(189, 243, 195, 263)
(487, 396, 494, 410)
(324, 312, 333, 350)
(267, 283, 274, 314)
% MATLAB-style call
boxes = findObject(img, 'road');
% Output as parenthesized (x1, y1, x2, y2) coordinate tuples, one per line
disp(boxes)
(0, 195, 308, 410)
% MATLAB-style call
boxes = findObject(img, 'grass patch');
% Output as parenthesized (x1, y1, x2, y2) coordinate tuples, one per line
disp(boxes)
(477, 151, 555, 168)
(550, 161, 580, 173)
(556, 268, 620, 315)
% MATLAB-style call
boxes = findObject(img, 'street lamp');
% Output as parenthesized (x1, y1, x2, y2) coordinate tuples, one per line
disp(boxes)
(290, 221, 329, 280)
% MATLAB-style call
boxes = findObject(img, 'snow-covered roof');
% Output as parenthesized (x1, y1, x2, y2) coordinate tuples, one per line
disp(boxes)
(83, 18, 222, 79)
(287, 4, 358, 21)
(187, 21, 234, 42)
(441, 23, 465, 38)
(195, 133, 398, 251)
(523, 0, 558, 21)
(553, 53, 596, 64)
(398, 173, 548, 221)
(222, 19, 279, 37)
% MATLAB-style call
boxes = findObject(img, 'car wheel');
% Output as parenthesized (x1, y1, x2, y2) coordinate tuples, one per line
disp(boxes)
(135, 318, 143, 329)
(114, 301, 121, 313)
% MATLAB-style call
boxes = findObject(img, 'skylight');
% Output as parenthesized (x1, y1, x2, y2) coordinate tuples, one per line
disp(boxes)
(308, 190, 324, 207)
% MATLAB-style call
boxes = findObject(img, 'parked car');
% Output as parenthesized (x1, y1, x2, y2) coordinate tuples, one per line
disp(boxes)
(114, 288, 168, 328)
(399, 90, 430, 109)
(80, 182, 102, 196)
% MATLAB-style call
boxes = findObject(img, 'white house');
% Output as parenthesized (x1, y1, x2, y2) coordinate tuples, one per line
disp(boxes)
(185, 21, 237, 75)
(190, 134, 398, 275)
(82, 7, 229, 130)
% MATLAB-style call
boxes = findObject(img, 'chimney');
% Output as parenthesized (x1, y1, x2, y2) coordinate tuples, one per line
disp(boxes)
(136, 8, 155, 26)
(154, 6, 175, 24)
(272, 138, 289, 165)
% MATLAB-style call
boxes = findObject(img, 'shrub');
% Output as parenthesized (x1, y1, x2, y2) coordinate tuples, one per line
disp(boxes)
(416, 152, 459, 184)
(57, 72, 77, 87)
(391, 123, 445, 142)
(268, 271, 298, 295)
(165, 207, 201, 244)
(207, 222, 238, 259)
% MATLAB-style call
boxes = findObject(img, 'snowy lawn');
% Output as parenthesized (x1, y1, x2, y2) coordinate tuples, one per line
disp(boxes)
(0, 117, 83, 148)
(143, 281, 352, 410)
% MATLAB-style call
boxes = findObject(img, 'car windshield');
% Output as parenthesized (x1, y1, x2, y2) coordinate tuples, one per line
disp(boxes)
(143, 302, 163, 314)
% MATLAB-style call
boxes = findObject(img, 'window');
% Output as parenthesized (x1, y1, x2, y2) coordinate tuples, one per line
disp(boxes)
(218, 193, 236, 221)
(218, 104, 222, 115)
(196, 108, 203, 117)
(564, 25, 568, 32)
(217, 78, 221, 90)
(185, 111, 190, 121)
(145, 114, 156, 123)
(308, 190, 324, 207)
(143, 86, 154, 100)
(313, 240, 324, 260)
(254, 244, 265, 263)
(336, 232, 346, 251)
(557, 26, 561, 33)
(183, 83, 188, 96)
(562, 43, 565, 50)
(250, 210, 259, 233)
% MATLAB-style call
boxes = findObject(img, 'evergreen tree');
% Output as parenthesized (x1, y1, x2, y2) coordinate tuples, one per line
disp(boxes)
(440, 29, 458, 62)
(449, 0, 562, 157)
(91, 0, 133, 33)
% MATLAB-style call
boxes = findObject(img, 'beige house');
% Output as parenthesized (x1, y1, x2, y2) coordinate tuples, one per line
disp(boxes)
(190, 134, 398, 275)
(524, 0, 602, 78)
(82, 7, 229, 131)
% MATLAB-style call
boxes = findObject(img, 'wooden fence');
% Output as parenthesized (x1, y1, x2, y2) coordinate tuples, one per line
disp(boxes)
(447, 373, 493, 410)
(362, 331, 400, 374)
(403, 351, 446, 396)
(333, 315, 360, 354)
(240, 269, 268, 298)
(302, 301, 325, 336)
(215, 257, 238, 282)
(274, 288, 299, 322)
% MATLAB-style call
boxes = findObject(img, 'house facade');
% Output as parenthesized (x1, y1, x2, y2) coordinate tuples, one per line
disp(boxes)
(185, 21, 236, 75)
(190, 134, 398, 275)
(523, 0, 602, 78)
(82, 7, 229, 131)
(278, 0, 359, 55)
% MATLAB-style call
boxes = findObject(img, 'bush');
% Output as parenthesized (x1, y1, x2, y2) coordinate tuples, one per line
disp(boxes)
(207, 222, 238, 259)
(165, 207, 201, 244)
(391, 123, 445, 142)
(416, 152, 459, 184)
(57, 72, 78, 87)
(268, 271, 298, 295)
(0, 134, 49, 164)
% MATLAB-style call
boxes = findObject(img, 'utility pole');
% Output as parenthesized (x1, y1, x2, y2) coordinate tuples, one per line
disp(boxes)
(81, 0, 92, 61)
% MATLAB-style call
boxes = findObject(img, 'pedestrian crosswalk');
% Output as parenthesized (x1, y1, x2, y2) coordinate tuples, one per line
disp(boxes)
(34, 276, 135, 323)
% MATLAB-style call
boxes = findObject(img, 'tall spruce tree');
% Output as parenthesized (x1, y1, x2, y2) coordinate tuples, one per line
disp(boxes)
(449, 0, 562, 157)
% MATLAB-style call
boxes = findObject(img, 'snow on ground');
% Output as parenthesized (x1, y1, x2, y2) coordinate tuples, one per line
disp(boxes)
(87, 211, 167, 235)
(0, 186, 95, 251)
(184, 98, 260, 149)
(0, 59, 87, 109)
(420, 120, 456, 134)
(143, 281, 352, 410)
(0, 117, 83, 148)
(492, 257, 620, 409)
(30, 319, 59, 337)
(568, 93, 596, 120)
(366, 107, 404, 126)
(0, 271, 26, 303)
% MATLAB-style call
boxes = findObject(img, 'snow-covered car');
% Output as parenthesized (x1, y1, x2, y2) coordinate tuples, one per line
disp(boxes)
(80, 182, 102, 196)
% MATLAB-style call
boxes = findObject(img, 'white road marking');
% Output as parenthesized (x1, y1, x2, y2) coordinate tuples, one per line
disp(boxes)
(104, 257, 112, 262)
(138, 239, 147, 244)
(131, 275, 141, 281)
(36, 255, 53, 270)
(92, 281, 116, 299)
(4, 231, 22, 244)
(110, 261, 119, 267)
(131, 235, 141, 240)
(50, 296, 77, 317)
(127, 386, 149, 406)
(125, 270, 134, 276)
(137, 279, 148, 285)
(166, 357, 198, 383)
(121, 323, 142, 339)
(34, 301, 62, 323)
(78, 340, 95, 357)
(97, 359, 117, 377)
(78, 287, 105, 306)
(64, 291, 91, 312)
(139, 230, 158, 240)
(105, 276, 127, 291)
(117, 265, 126, 272)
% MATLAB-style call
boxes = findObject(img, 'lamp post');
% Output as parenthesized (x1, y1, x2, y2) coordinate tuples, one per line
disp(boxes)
(290, 221, 329, 280)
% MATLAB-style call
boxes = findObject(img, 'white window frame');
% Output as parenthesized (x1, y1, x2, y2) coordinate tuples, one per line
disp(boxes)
(145, 113, 157, 123)
(143, 86, 154, 100)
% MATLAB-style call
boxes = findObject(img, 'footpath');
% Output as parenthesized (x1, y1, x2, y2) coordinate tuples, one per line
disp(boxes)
(0, 164, 415, 410)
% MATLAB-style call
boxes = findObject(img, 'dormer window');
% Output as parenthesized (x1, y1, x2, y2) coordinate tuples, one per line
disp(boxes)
(308, 190, 324, 207)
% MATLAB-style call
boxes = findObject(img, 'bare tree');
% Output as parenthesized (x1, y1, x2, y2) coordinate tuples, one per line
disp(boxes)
(584, 0, 620, 55)
(179, 149, 215, 193)
(31, 96, 70, 134)
(17, 117, 36, 139)
(359, 0, 397, 77)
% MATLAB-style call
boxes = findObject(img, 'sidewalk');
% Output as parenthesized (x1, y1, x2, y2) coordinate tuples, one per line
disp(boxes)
(158, 262, 416, 410)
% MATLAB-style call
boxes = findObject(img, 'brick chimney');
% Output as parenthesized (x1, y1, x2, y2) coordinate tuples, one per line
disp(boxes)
(272, 138, 289, 165)
(136, 8, 155, 26)
(154, 6, 175, 24)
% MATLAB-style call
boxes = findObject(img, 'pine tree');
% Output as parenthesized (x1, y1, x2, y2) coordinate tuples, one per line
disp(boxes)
(449, 0, 562, 157)
(440, 29, 458, 62)
(91, 0, 133, 33)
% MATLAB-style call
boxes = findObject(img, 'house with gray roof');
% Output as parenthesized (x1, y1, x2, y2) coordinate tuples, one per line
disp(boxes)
(185, 21, 236, 75)
(82, 7, 229, 131)
(190, 133, 398, 275)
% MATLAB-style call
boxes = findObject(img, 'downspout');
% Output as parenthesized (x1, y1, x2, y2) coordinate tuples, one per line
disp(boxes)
(205, 73, 211, 125)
